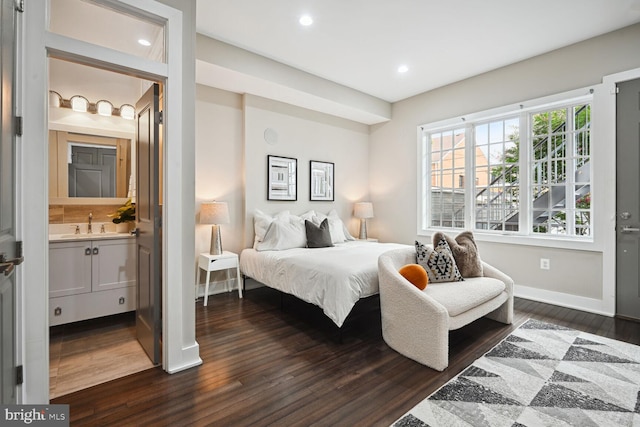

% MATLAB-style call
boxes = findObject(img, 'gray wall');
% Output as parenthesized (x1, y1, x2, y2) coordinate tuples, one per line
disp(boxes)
(369, 23, 640, 308)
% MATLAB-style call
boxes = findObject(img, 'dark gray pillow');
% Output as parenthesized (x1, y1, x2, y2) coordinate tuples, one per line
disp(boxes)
(305, 218, 334, 248)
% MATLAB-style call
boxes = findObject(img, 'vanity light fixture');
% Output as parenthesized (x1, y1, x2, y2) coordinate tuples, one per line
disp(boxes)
(96, 100, 113, 117)
(51, 91, 136, 119)
(70, 95, 89, 112)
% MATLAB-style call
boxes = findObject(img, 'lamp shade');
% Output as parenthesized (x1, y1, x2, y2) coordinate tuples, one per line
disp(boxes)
(200, 202, 230, 225)
(70, 95, 89, 112)
(49, 91, 62, 108)
(96, 100, 113, 116)
(354, 202, 374, 219)
(119, 104, 135, 120)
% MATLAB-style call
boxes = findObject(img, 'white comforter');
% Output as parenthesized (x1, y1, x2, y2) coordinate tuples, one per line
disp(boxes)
(240, 241, 410, 327)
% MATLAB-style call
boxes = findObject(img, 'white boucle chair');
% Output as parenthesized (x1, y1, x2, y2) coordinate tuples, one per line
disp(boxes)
(378, 246, 513, 371)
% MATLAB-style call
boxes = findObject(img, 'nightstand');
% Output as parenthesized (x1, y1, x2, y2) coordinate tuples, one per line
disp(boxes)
(197, 251, 242, 306)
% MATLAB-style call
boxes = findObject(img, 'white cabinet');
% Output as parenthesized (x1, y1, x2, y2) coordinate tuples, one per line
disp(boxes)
(91, 239, 136, 292)
(49, 240, 93, 297)
(49, 237, 136, 326)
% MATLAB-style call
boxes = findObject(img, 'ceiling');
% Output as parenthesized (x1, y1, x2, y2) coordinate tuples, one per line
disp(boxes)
(196, 0, 640, 103)
(48, 0, 162, 106)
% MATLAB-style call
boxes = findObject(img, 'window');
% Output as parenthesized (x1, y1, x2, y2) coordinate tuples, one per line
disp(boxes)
(530, 104, 591, 236)
(474, 117, 520, 231)
(420, 96, 592, 241)
(428, 128, 466, 228)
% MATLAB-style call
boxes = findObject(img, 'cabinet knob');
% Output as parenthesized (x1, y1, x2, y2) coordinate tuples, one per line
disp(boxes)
(93, 247, 99, 255)
(85, 248, 91, 256)
(54, 307, 62, 316)
(119, 297, 125, 305)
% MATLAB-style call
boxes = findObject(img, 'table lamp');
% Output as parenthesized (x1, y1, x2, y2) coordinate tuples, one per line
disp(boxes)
(354, 202, 374, 240)
(200, 201, 230, 255)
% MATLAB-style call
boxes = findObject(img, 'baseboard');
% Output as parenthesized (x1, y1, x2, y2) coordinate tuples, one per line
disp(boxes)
(514, 284, 614, 317)
(195, 278, 241, 298)
(166, 342, 202, 374)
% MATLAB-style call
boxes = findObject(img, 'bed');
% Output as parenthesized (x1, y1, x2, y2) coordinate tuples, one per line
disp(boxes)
(240, 209, 409, 327)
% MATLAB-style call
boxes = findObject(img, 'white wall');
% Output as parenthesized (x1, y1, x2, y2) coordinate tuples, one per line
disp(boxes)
(194, 88, 370, 292)
(194, 85, 244, 261)
(243, 94, 370, 248)
(370, 23, 640, 314)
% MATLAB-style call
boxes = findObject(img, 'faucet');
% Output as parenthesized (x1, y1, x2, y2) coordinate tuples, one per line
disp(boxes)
(88, 212, 93, 234)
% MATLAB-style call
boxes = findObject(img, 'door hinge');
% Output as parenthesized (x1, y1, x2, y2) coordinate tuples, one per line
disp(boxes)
(157, 111, 163, 125)
(15, 0, 24, 13)
(15, 116, 22, 136)
(16, 365, 23, 385)
(15, 241, 23, 260)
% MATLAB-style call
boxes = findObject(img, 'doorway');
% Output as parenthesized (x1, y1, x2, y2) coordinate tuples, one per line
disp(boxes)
(616, 77, 640, 322)
(46, 0, 164, 398)
(22, 0, 197, 402)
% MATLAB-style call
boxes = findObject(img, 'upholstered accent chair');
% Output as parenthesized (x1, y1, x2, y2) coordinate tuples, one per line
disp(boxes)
(378, 246, 513, 371)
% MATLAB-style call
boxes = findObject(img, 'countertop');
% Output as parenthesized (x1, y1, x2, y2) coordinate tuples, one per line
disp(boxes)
(49, 232, 134, 243)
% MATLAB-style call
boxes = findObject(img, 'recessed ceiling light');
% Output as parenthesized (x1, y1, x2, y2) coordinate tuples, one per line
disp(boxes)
(398, 65, 409, 73)
(138, 39, 151, 46)
(299, 15, 313, 26)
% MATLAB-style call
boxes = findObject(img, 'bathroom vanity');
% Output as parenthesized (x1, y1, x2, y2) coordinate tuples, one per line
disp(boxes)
(49, 233, 135, 326)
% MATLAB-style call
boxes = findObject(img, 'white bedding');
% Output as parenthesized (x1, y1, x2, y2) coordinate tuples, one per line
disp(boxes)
(240, 240, 410, 327)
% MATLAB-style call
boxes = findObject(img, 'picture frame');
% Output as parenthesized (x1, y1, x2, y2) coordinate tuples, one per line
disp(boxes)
(309, 160, 334, 201)
(267, 155, 297, 201)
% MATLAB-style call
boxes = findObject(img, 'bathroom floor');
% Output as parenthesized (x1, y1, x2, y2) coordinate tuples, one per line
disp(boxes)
(49, 312, 155, 399)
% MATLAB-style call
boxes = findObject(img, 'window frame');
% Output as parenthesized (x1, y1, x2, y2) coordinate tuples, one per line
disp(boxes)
(418, 88, 594, 250)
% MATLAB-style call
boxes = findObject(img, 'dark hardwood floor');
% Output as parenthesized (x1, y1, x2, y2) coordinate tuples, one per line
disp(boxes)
(52, 287, 640, 426)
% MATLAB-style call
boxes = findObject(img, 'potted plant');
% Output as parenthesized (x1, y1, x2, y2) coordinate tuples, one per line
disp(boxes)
(110, 198, 136, 232)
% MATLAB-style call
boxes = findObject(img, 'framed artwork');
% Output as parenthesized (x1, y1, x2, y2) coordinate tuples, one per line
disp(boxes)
(267, 155, 297, 201)
(310, 160, 334, 201)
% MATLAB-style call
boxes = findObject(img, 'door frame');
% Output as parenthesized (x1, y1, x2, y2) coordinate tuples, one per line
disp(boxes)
(599, 67, 640, 317)
(21, 0, 200, 403)
(1, 0, 19, 404)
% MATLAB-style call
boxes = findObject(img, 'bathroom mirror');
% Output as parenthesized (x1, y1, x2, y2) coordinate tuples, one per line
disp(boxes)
(49, 131, 132, 204)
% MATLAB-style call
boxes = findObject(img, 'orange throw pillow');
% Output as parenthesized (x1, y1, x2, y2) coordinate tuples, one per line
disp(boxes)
(398, 264, 428, 290)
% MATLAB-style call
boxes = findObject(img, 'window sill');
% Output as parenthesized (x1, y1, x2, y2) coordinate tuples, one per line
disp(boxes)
(419, 228, 600, 252)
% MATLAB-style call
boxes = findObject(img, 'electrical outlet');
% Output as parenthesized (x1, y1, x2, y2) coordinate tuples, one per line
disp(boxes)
(540, 258, 550, 270)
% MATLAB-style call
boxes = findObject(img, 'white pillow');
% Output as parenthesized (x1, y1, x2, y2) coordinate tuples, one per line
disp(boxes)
(255, 217, 306, 251)
(300, 210, 316, 223)
(253, 209, 289, 248)
(314, 210, 349, 243)
(328, 209, 356, 241)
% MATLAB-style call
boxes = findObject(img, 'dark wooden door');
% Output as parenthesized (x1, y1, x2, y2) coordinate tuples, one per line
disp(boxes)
(135, 83, 161, 364)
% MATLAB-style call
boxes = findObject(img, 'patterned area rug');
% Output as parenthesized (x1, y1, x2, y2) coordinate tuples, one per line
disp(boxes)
(392, 319, 640, 427)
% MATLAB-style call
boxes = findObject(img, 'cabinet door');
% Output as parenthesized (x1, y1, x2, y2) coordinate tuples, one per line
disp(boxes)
(49, 241, 92, 297)
(92, 238, 136, 292)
